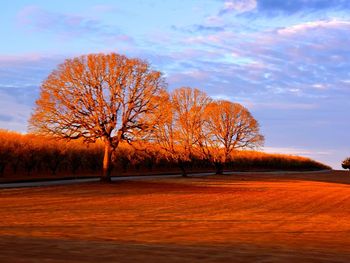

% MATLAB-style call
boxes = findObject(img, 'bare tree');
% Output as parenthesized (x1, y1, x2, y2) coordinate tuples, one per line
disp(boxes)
(29, 53, 166, 182)
(0, 130, 16, 176)
(153, 87, 211, 176)
(200, 100, 264, 174)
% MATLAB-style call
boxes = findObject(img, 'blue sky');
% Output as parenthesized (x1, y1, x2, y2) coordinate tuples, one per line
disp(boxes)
(1, 0, 349, 168)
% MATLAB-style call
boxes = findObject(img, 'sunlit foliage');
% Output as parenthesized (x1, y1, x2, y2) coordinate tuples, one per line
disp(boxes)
(0, 130, 330, 179)
(200, 100, 264, 174)
(152, 87, 211, 176)
(29, 53, 166, 182)
(26, 53, 331, 180)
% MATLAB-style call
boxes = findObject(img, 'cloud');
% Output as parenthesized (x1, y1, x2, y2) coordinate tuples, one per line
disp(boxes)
(263, 146, 333, 156)
(215, 0, 350, 17)
(219, 0, 257, 15)
(0, 54, 65, 133)
(16, 6, 133, 43)
(257, 0, 350, 14)
(0, 114, 13, 122)
(0, 88, 33, 133)
(263, 146, 345, 169)
(277, 19, 350, 35)
(209, 95, 318, 110)
(88, 4, 119, 14)
(172, 24, 225, 34)
(0, 54, 61, 88)
(311, 83, 327, 90)
(247, 102, 318, 110)
(174, 14, 350, 101)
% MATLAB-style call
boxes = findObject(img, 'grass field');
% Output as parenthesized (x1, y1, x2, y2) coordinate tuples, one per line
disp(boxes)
(0, 170, 350, 262)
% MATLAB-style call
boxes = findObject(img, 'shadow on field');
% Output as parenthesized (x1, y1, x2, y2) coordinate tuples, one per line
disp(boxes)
(204, 170, 350, 186)
(1, 236, 348, 263)
(1, 170, 350, 263)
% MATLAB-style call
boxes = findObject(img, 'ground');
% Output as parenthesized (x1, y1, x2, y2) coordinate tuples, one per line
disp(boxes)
(0, 170, 349, 262)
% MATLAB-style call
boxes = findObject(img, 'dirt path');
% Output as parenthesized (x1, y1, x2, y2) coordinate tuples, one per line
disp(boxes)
(0, 170, 331, 189)
(0, 172, 215, 188)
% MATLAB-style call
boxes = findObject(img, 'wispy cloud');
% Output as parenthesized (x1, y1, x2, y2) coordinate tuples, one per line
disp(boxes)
(219, 0, 257, 15)
(169, 12, 350, 100)
(88, 4, 119, 14)
(263, 146, 333, 157)
(277, 19, 350, 35)
(172, 24, 225, 34)
(257, 0, 350, 14)
(16, 6, 133, 43)
(0, 54, 61, 87)
(0, 54, 62, 132)
(216, 0, 350, 17)
(0, 89, 33, 132)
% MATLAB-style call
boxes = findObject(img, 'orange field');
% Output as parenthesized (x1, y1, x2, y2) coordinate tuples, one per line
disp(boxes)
(0, 170, 350, 262)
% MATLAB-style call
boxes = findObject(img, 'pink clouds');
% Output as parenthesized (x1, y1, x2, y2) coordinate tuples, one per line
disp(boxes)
(16, 5, 133, 45)
(277, 19, 350, 35)
(17, 6, 88, 32)
(263, 147, 333, 157)
(219, 0, 257, 15)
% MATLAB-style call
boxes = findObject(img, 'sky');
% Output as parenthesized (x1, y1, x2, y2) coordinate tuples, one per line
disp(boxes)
(0, 0, 349, 169)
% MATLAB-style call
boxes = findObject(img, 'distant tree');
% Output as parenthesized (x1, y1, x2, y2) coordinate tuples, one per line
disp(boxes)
(153, 87, 211, 176)
(21, 135, 42, 176)
(43, 140, 67, 175)
(0, 130, 14, 176)
(29, 53, 166, 182)
(199, 100, 264, 174)
(342, 157, 350, 171)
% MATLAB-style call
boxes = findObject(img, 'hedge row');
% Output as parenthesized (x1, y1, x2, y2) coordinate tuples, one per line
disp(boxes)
(0, 130, 330, 177)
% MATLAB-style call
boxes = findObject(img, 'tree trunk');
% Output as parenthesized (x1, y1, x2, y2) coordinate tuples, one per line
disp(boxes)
(178, 160, 188, 177)
(101, 140, 113, 183)
(215, 161, 224, 175)
(0, 163, 5, 177)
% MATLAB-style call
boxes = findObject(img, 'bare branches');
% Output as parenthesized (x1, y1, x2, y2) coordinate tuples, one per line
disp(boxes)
(30, 53, 166, 147)
(201, 100, 264, 163)
(152, 87, 211, 163)
(29, 53, 264, 180)
(29, 53, 166, 181)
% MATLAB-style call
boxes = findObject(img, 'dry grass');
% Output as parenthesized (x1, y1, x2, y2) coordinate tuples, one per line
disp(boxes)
(0, 129, 330, 180)
(0, 170, 350, 262)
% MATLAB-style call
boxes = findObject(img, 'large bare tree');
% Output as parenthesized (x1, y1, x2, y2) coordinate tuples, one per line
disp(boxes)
(200, 100, 264, 174)
(153, 87, 211, 176)
(30, 53, 166, 182)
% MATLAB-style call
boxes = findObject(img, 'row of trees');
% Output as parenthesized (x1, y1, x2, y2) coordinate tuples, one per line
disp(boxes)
(0, 130, 102, 177)
(28, 53, 327, 181)
(0, 130, 329, 178)
(151, 88, 264, 176)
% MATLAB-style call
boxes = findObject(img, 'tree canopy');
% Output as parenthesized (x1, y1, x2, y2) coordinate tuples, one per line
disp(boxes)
(200, 100, 264, 174)
(30, 53, 166, 181)
(153, 87, 211, 176)
(30, 53, 265, 180)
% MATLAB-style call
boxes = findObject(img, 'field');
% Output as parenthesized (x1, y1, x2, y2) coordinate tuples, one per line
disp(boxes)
(1, 170, 350, 262)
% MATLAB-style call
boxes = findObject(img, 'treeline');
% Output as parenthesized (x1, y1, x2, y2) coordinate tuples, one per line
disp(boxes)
(26, 54, 331, 181)
(0, 130, 330, 178)
(0, 130, 102, 177)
